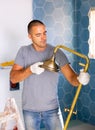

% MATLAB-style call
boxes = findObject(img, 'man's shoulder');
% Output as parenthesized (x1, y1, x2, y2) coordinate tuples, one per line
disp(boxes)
(47, 44, 55, 50)
(19, 44, 32, 51)
(21, 44, 31, 48)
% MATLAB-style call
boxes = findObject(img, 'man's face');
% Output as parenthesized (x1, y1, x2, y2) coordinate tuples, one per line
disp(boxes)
(28, 24, 47, 50)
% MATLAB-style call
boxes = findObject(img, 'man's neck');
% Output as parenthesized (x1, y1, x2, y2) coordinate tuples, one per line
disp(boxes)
(32, 44, 47, 52)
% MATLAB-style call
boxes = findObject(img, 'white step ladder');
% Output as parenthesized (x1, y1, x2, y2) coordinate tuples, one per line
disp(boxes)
(0, 98, 25, 130)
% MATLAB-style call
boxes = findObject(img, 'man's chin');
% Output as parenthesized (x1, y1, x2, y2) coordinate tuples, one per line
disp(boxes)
(41, 43, 47, 48)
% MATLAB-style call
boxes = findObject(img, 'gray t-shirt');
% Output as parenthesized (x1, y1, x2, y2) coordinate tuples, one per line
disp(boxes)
(15, 44, 69, 112)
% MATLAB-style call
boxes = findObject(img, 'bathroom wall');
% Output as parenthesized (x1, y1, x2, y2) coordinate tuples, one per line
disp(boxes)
(76, 0, 95, 125)
(33, 0, 95, 126)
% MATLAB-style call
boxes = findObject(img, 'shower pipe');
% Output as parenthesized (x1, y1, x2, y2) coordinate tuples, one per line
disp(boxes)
(53, 45, 90, 130)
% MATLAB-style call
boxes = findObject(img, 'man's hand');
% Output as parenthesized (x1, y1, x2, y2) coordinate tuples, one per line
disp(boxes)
(30, 62, 45, 75)
(77, 69, 90, 85)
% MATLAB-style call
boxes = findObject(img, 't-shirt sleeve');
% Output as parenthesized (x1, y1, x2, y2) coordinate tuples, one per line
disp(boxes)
(55, 48, 70, 67)
(14, 46, 25, 67)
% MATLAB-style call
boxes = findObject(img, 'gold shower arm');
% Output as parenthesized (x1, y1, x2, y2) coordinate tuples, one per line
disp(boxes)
(54, 45, 89, 72)
(53, 45, 90, 130)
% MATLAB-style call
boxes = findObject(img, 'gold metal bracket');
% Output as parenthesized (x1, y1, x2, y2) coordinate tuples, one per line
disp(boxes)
(64, 108, 77, 115)
(0, 60, 14, 67)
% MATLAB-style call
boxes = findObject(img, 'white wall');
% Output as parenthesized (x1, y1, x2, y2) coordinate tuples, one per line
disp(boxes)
(0, 0, 32, 116)
(0, 0, 32, 62)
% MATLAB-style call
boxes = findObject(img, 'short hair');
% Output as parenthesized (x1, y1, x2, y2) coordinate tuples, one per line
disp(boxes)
(27, 20, 45, 34)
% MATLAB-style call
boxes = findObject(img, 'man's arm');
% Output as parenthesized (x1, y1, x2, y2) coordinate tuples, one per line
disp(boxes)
(60, 64, 79, 87)
(10, 62, 45, 83)
(10, 64, 32, 83)
(61, 63, 90, 87)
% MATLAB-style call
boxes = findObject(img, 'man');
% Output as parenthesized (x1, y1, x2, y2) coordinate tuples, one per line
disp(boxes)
(10, 20, 90, 130)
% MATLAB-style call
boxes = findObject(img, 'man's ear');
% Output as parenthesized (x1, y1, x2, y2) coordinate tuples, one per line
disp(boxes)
(28, 34, 32, 39)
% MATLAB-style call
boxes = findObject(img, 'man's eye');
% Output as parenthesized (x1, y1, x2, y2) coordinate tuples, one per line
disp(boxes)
(44, 31, 47, 35)
(36, 34, 41, 37)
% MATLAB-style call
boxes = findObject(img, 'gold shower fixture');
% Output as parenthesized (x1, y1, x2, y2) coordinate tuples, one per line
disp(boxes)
(41, 44, 90, 130)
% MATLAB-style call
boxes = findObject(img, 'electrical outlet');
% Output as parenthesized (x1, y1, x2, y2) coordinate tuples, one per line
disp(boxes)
(10, 81, 19, 91)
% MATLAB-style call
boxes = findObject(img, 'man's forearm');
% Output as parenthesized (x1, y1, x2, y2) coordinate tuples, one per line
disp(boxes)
(10, 67, 32, 83)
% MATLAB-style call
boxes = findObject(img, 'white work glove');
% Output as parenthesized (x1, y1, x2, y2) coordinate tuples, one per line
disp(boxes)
(30, 62, 45, 75)
(77, 69, 90, 85)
